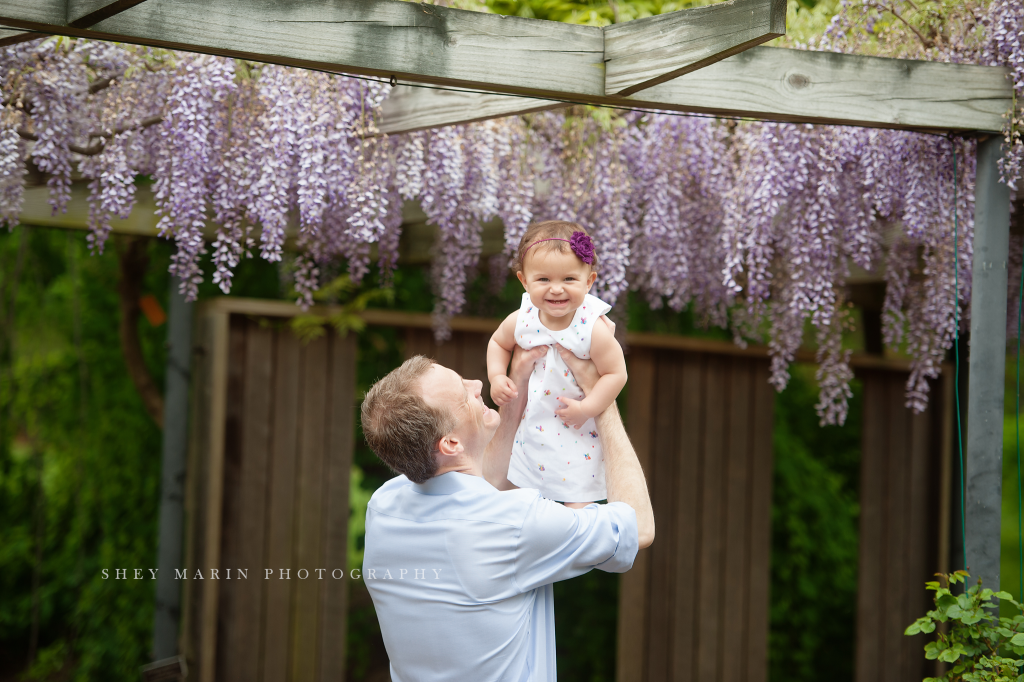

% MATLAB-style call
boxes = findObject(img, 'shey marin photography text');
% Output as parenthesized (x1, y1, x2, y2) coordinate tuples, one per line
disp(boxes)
(100, 568, 442, 580)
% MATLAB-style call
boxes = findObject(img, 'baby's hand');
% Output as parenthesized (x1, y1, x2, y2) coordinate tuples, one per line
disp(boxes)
(490, 375, 518, 406)
(555, 396, 589, 429)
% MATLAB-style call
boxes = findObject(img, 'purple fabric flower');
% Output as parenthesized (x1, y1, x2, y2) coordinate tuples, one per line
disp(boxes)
(570, 231, 595, 265)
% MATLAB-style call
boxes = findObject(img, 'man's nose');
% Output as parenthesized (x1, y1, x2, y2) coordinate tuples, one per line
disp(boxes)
(468, 379, 483, 397)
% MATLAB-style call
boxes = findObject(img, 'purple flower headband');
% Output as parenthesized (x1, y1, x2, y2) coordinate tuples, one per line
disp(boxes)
(524, 231, 596, 265)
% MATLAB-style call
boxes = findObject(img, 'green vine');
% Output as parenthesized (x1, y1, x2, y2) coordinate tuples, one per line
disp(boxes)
(906, 571, 1024, 681)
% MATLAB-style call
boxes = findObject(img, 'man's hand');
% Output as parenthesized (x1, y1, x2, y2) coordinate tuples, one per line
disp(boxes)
(489, 375, 518, 406)
(555, 396, 589, 429)
(510, 344, 547, 387)
(554, 344, 600, 394)
(483, 344, 548, 491)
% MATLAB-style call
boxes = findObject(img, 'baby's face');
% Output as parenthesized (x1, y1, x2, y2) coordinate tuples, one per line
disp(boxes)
(517, 247, 597, 322)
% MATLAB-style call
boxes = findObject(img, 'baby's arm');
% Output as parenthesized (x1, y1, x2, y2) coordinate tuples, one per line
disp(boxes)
(487, 312, 521, 406)
(556, 320, 627, 428)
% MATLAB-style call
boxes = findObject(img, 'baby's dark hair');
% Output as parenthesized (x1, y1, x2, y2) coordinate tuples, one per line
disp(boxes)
(511, 220, 599, 273)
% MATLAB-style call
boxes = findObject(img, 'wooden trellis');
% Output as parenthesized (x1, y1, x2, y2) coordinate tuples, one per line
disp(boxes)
(1, 0, 1015, 672)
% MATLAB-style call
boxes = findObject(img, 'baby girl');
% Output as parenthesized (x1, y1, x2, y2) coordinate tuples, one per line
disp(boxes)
(487, 220, 627, 508)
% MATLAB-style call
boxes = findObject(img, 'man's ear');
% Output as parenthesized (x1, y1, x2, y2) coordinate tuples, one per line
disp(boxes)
(517, 271, 527, 289)
(436, 432, 464, 458)
(586, 271, 597, 289)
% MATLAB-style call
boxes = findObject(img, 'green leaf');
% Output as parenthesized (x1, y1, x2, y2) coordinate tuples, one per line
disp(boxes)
(920, 621, 936, 634)
(995, 591, 1014, 600)
(938, 648, 961, 663)
(1010, 632, 1024, 646)
(906, 623, 922, 635)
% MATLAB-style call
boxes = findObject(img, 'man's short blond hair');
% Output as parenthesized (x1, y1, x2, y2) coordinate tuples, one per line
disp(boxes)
(360, 356, 458, 484)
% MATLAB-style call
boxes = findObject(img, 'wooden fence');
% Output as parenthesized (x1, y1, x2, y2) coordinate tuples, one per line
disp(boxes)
(183, 303, 356, 682)
(856, 370, 951, 682)
(183, 298, 950, 682)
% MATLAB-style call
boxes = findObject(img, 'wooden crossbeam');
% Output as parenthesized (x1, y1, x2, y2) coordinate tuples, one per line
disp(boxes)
(0, 0, 149, 46)
(627, 45, 1011, 133)
(378, 86, 562, 135)
(604, 0, 786, 96)
(0, 0, 782, 102)
(379, 46, 1012, 134)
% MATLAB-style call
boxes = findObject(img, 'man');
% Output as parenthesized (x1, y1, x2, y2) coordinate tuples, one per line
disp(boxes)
(360, 344, 655, 681)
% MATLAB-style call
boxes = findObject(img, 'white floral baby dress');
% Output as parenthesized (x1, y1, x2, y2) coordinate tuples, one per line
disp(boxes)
(506, 291, 612, 502)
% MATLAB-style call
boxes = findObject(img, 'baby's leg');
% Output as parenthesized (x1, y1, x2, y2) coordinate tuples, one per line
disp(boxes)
(564, 502, 590, 509)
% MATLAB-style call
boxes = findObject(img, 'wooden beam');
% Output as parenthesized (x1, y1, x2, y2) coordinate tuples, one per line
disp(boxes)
(0, 27, 42, 47)
(604, 0, 786, 96)
(0, 0, 611, 101)
(379, 45, 1011, 134)
(68, 0, 151, 28)
(628, 45, 1011, 133)
(379, 85, 562, 135)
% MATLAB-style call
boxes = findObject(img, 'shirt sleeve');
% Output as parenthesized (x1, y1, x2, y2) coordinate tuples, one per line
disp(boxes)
(511, 497, 639, 594)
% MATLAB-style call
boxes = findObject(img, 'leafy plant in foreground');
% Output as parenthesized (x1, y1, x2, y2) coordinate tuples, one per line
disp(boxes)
(905, 570, 1024, 681)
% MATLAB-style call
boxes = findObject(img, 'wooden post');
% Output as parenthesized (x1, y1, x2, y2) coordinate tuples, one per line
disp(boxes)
(153, 278, 194, 659)
(965, 136, 1011, 591)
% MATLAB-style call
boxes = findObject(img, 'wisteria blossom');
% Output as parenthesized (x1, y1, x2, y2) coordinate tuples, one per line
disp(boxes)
(0, 0, 1019, 423)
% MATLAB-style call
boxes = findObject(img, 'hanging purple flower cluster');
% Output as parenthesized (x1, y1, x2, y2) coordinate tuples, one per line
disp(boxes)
(0, 9, 1018, 423)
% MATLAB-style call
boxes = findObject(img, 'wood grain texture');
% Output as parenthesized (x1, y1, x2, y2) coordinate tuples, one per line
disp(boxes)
(645, 353, 679, 681)
(291, 336, 329, 682)
(68, 0, 151, 27)
(261, 329, 301, 682)
(856, 373, 886, 682)
(379, 85, 563, 135)
(745, 361, 774, 682)
(670, 353, 703, 681)
(228, 321, 274, 682)
(318, 332, 356, 681)
(695, 356, 727, 682)
(199, 311, 230, 682)
(855, 370, 946, 682)
(604, 0, 785, 96)
(216, 317, 249, 682)
(882, 380, 909, 682)
(721, 359, 752, 682)
(0, 28, 42, 46)
(0, 0, 66, 26)
(85, 0, 607, 99)
(630, 45, 1011, 133)
(618, 349, 654, 682)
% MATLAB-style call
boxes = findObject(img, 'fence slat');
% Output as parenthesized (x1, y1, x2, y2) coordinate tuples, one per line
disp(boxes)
(291, 336, 330, 682)
(261, 329, 302, 682)
(856, 372, 886, 682)
(618, 348, 655, 682)
(318, 333, 357, 681)
(670, 353, 704, 681)
(695, 356, 728, 682)
(224, 320, 274, 682)
(745, 360, 774, 682)
(722, 359, 753, 682)
(883, 380, 910, 682)
(646, 353, 680, 680)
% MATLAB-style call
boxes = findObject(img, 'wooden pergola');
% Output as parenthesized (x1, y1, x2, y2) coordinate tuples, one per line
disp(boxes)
(0, 0, 1013, 679)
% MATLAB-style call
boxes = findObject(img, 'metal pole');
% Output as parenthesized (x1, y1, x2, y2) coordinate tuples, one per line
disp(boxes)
(965, 136, 1011, 591)
(152, 278, 193, 659)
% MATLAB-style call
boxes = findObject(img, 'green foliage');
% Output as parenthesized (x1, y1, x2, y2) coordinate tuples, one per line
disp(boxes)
(0, 228, 170, 681)
(288, 274, 395, 343)
(906, 571, 1024, 682)
(769, 364, 862, 682)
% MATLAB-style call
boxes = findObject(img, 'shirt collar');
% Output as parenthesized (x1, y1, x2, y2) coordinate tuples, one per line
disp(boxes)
(414, 471, 497, 496)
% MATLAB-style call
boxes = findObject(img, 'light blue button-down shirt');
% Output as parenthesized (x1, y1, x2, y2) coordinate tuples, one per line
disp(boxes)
(363, 471, 639, 682)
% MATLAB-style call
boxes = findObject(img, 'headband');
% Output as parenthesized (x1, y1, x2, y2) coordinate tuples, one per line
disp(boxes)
(523, 231, 595, 265)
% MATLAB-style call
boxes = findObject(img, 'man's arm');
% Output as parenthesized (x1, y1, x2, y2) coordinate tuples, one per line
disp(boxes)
(554, 345, 655, 549)
(483, 344, 548, 491)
